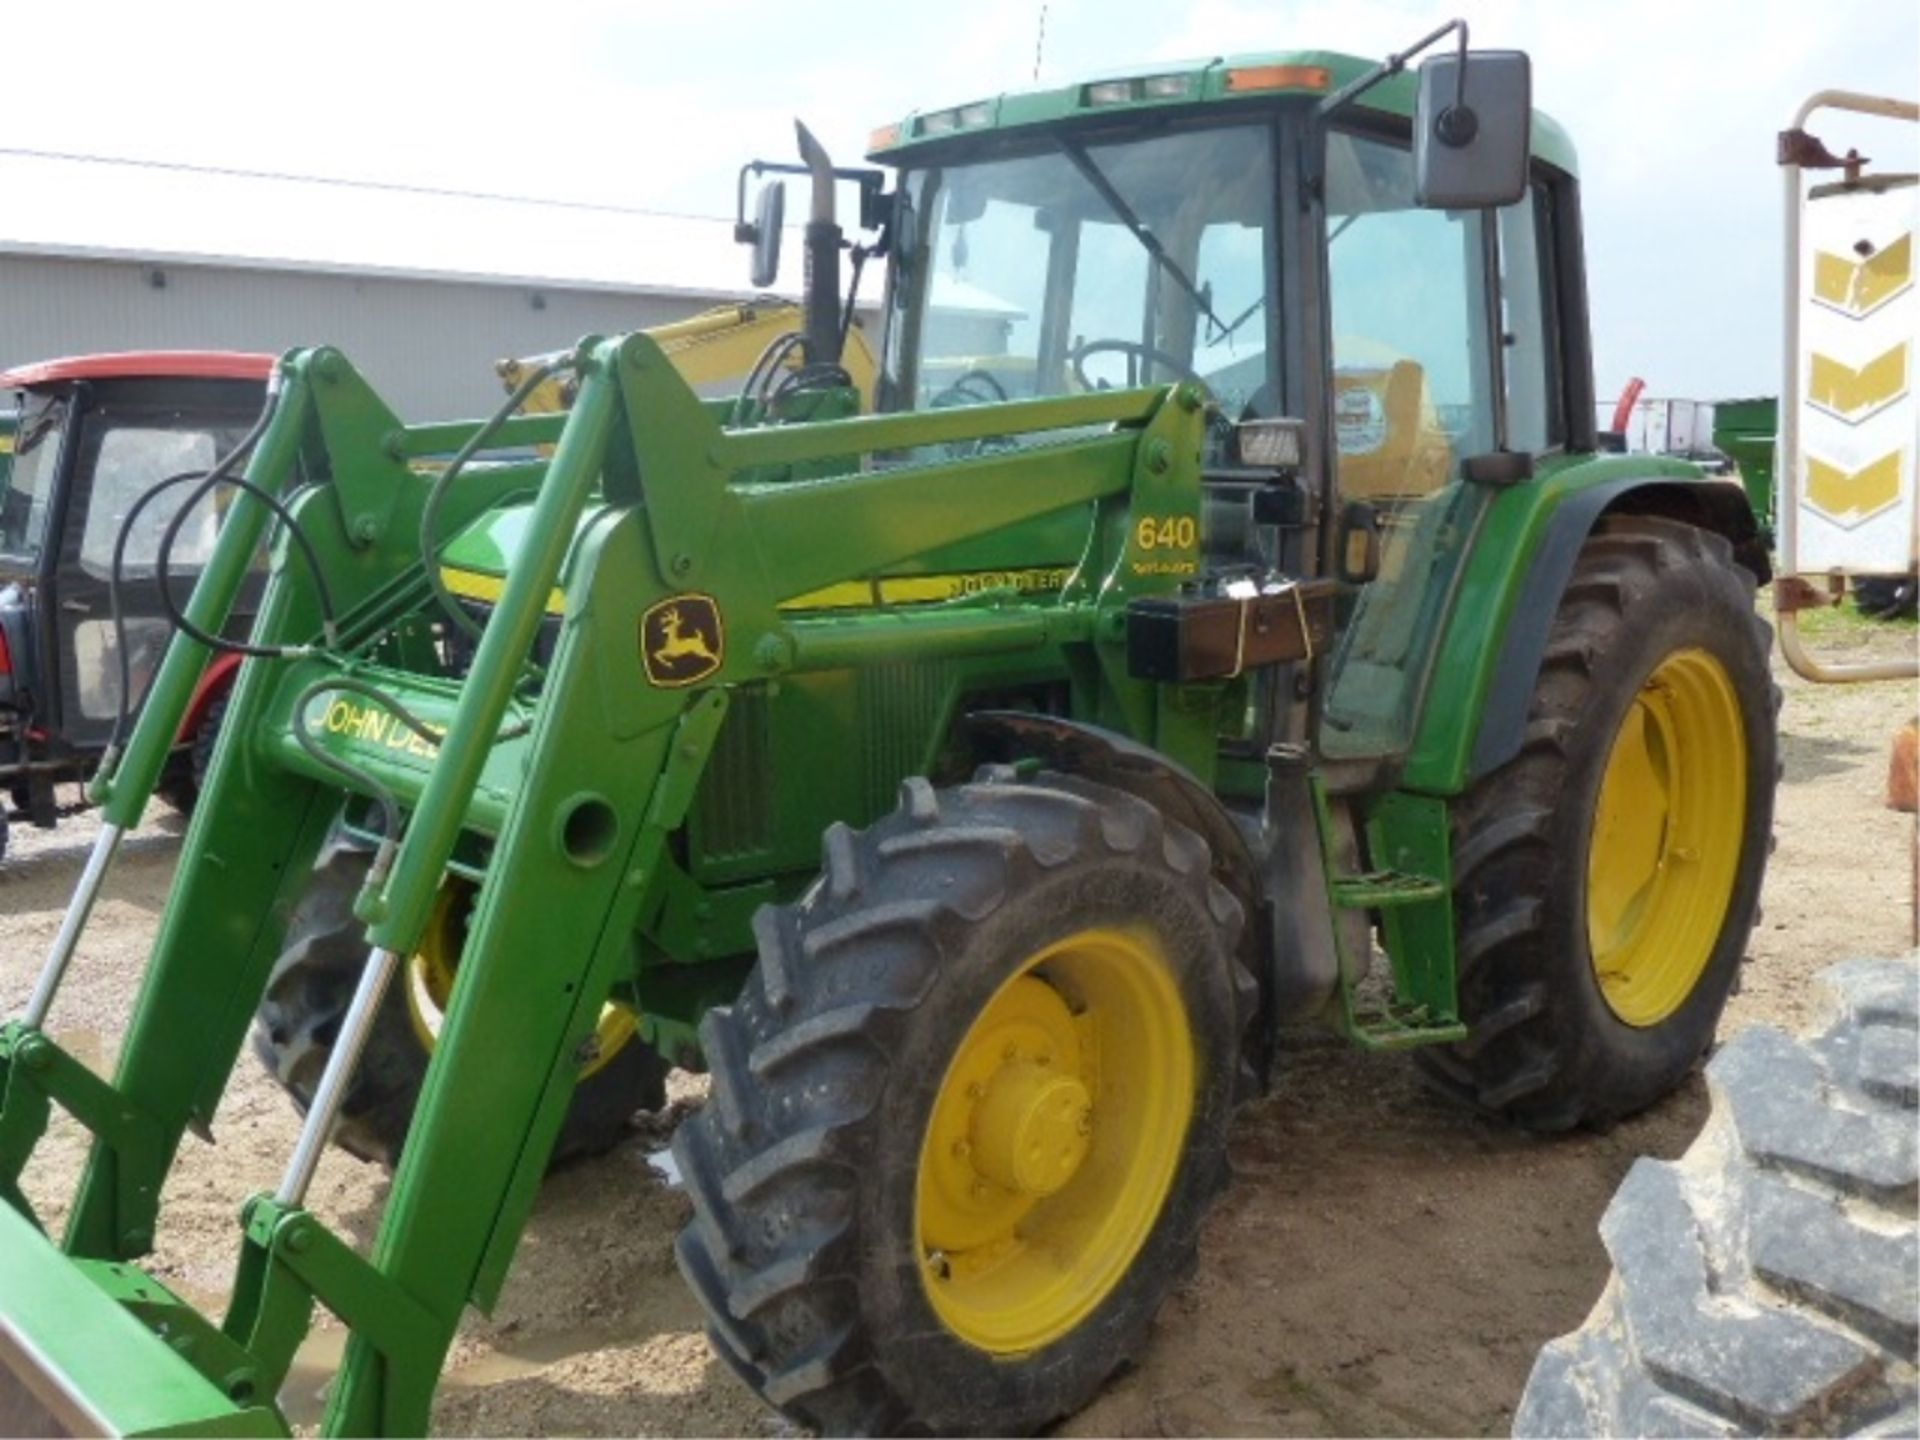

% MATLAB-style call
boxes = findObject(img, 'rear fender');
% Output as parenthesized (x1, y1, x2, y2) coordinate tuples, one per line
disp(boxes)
(1410, 470, 1767, 793)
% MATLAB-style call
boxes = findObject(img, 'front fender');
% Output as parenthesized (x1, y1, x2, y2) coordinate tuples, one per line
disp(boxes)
(1404, 460, 1765, 795)
(963, 710, 1261, 907)
(175, 651, 243, 742)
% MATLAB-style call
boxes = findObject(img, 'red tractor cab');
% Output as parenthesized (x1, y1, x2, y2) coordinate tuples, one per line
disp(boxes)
(0, 351, 274, 858)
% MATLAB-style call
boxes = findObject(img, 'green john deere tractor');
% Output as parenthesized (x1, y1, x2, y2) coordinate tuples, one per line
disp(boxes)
(0, 23, 1776, 1438)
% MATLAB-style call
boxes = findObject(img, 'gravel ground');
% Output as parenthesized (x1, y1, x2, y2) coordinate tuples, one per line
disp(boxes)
(0, 616, 1912, 1437)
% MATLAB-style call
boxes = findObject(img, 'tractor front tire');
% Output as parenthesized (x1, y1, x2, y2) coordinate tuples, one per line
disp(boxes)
(251, 834, 668, 1167)
(1420, 515, 1777, 1130)
(156, 695, 228, 817)
(1516, 957, 1918, 1436)
(673, 769, 1253, 1435)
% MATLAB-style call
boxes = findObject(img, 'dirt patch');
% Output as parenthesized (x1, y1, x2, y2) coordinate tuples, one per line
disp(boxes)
(1, 625, 1912, 1437)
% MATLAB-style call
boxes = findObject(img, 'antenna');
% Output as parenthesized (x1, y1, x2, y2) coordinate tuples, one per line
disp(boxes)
(1033, 2, 1048, 81)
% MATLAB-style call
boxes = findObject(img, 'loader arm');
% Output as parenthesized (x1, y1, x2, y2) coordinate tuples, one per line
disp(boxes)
(0, 330, 1207, 1435)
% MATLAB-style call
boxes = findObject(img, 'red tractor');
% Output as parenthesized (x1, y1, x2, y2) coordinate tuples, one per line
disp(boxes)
(0, 352, 273, 858)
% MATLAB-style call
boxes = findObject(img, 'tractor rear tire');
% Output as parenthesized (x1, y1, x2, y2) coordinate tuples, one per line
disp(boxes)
(672, 768, 1253, 1435)
(1515, 956, 1919, 1436)
(1418, 515, 1777, 1130)
(251, 834, 668, 1167)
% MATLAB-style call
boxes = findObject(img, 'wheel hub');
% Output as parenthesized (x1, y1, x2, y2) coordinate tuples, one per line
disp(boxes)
(915, 929, 1196, 1355)
(1586, 648, 1747, 1027)
(971, 1060, 1092, 1197)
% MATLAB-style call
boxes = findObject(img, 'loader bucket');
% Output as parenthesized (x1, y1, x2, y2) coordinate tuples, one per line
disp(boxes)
(0, 1200, 285, 1437)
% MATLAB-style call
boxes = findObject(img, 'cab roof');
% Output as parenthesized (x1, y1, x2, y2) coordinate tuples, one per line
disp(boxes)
(0, 350, 276, 390)
(867, 48, 1578, 177)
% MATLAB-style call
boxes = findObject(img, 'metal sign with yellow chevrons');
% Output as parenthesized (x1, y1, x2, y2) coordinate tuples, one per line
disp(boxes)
(1796, 176, 1918, 565)
(1808, 342, 1909, 422)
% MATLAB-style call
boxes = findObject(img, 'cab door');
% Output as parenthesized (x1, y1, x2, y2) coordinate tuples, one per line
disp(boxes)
(49, 377, 263, 751)
(0, 387, 74, 754)
(1315, 122, 1561, 759)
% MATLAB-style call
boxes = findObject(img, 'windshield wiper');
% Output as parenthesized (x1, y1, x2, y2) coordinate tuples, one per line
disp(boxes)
(1054, 136, 1232, 345)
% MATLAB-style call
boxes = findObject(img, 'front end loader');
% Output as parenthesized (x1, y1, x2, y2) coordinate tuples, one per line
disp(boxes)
(0, 24, 1779, 1437)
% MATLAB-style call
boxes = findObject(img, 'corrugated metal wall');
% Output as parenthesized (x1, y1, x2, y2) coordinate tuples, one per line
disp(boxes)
(0, 252, 837, 419)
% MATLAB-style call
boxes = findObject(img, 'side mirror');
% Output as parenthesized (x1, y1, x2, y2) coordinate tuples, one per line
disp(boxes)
(746, 180, 786, 288)
(1414, 50, 1531, 208)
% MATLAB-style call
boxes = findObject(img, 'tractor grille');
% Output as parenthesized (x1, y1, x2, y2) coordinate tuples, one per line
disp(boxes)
(858, 661, 953, 820)
(692, 686, 774, 862)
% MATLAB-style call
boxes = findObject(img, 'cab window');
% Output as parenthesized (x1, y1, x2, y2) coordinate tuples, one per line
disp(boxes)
(1500, 180, 1559, 453)
(76, 419, 252, 579)
(890, 122, 1276, 442)
(1323, 129, 1493, 504)
(0, 393, 67, 563)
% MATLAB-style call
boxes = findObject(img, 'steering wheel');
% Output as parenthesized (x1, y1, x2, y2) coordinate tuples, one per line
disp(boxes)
(926, 368, 1018, 460)
(928, 368, 1009, 409)
(1067, 339, 1204, 392)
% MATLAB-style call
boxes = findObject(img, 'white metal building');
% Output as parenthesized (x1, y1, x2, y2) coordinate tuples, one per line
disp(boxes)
(0, 150, 883, 419)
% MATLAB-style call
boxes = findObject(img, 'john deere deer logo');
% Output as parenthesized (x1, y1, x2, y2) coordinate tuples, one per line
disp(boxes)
(642, 594, 725, 687)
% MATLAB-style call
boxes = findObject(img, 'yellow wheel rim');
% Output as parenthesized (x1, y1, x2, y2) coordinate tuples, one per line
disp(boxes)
(403, 880, 638, 1080)
(915, 927, 1194, 1354)
(1586, 648, 1747, 1027)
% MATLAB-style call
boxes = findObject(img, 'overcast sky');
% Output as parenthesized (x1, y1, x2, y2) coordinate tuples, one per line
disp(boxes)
(6, 0, 1916, 401)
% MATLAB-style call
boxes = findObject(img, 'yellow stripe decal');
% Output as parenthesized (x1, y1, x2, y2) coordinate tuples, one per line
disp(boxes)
(1808, 342, 1910, 421)
(439, 566, 567, 616)
(1804, 450, 1906, 525)
(779, 567, 1074, 612)
(1812, 232, 1913, 317)
(439, 564, 1074, 619)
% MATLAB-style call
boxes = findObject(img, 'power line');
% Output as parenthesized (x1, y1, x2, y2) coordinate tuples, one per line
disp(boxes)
(0, 145, 731, 223)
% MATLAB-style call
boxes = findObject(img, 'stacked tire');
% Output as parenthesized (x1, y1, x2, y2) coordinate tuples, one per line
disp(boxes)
(1517, 957, 1919, 1436)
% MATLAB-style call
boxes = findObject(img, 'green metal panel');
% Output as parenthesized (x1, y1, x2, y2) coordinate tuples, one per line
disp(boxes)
(1366, 792, 1458, 1023)
(1712, 396, 1777, 528)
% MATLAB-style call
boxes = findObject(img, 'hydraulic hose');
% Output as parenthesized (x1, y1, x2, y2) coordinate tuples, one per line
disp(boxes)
(108, 465, 337, 755)
(420, 356, 575, 646)
(102, 375, 333, 759)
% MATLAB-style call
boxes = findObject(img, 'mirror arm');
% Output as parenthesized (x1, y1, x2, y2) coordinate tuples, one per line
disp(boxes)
(734, 157, 888, 237)
(1317, 16, 1467, 122)
(735, 160, 769, 243)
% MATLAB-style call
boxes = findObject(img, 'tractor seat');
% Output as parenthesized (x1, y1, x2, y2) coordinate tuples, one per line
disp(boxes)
(1330, 360, 1453, 502)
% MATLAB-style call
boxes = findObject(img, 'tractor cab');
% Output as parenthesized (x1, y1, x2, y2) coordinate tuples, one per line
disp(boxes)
(0, 351, 272, 855)
(857, 47, 1567, 770)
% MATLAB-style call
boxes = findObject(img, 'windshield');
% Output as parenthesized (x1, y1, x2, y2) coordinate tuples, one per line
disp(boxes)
(887, 123, 1276, 428)
(0, 391, 68, 562)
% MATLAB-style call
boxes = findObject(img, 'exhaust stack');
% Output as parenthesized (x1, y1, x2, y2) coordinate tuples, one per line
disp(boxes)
(794, 120, 844, 367)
